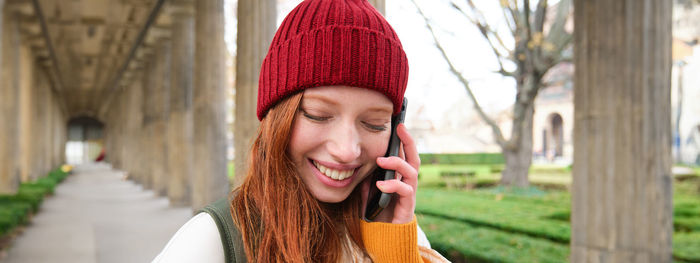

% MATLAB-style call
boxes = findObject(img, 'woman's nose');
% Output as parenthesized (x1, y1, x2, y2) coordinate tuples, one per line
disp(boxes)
(327, 123, 361, 163)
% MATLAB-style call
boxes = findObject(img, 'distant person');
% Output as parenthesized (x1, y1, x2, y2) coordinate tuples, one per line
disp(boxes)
(95, 149, 105, 162)
(154, 0, 447, 262)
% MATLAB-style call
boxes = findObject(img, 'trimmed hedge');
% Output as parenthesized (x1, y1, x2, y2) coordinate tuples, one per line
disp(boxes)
(418, 214, 569, 263)
(675, 217, 700, 233)
(0, 166, 71, 238)
(416, 188, 571, 243)
(0, 202, 31, 236)
(419, 153, 504, 165)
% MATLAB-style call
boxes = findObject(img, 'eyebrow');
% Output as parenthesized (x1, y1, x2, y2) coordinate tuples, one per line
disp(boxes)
(365, 107, 393, 114)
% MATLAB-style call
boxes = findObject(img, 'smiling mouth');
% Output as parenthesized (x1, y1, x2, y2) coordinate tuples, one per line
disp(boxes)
(311, 160, 357, 181)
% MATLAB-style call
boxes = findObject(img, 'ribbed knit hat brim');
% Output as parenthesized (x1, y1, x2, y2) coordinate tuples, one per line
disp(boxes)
(257, 0, 408, 120)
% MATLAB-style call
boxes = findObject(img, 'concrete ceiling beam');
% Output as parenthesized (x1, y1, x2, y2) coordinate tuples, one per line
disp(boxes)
(6, 0, 34, 16)
(98, 0, 167, 117)
(30, 0, 66, 100)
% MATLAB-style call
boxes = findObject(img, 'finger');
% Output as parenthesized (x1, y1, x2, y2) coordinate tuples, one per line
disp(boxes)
(377, 156, 417, 188)
(396, 124, 420, 170)
(397, 144, 406, 181)
(397, 143, 406, 181)
(377, 179, 414, 198)
(378, 178, 416, 224)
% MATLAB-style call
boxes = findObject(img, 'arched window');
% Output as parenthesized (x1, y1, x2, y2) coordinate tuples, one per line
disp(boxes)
(543, 113, 564, 160)
(551, 114, 564, 157)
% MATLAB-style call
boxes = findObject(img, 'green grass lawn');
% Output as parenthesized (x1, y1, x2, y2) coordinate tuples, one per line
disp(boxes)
(228, 161, 235, 178)
(415, 164, 700, 263)
(419, 214, 569, 263)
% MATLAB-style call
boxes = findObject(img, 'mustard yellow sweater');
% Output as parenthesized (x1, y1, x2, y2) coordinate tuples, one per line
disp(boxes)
(360, 217, 446, 263)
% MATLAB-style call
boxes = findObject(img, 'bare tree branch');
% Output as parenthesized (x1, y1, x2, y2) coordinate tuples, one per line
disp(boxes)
(531, 0, 549, 72)
(411, 0, 508, 147)
(507, 0, 522, 31)
(414, 0, 573, 186)
(499, 0, 516, 34)
(524, 0, 532, 42)
(533, 0, 548, 33)
(460, 0, 511, 58)
(544, 0, 572, 55)
(453, 1, 515, 76)
(496, 69, 516, 77)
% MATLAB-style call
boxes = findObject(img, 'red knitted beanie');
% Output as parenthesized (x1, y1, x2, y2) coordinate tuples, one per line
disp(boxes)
(257, 0, 409, 120)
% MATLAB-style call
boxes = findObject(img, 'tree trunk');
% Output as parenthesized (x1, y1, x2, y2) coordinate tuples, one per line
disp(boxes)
(500, 100, 534, 188)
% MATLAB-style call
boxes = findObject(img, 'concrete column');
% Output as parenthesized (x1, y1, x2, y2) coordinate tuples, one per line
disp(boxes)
(58, 108, 66, 165)
(110, 89, 125, 169)
(114, 92, 124, 169)
(46, 88, 55, 169)
(141, 56, 156, 189)
(128, 72, 145, 183)
(167, 3, 194, 206)
(105, 105, 114, 165)
(0, 3, 21, 193)
(18, 43, 36, 182)
(571, 1, 673, 262)
(38, 67, 50, 174)
(367, 0, 384, 15)
(118, 87, 129, 170)
(52, 97, 64, 168)
(50, 100, 58, 168)
(192, 0, 229, 211)
(151, 39, 171, 196)
(120, 87, 129, 170)
(115, 89, 126, 170)
(234, 0, 275, 187)
(118, 88, 128, 171)
(107, 96, 117, 168)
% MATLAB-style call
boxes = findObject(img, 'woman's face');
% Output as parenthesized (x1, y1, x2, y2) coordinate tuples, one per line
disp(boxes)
(289, 86, 393, 203)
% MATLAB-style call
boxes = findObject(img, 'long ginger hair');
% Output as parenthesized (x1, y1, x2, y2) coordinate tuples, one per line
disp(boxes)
(231, 92, 368, 262)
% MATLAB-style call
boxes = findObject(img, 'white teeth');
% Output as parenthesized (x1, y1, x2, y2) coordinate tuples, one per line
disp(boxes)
(342, 170, 352, 178)
(331, 170, 340, 180)
(313, 160, 354, 181)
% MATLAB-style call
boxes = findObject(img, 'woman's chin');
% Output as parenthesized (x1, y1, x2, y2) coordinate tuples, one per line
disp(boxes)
(310, 189, 352, 204)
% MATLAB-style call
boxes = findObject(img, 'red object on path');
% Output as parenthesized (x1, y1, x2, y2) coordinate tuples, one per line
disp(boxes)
(95, 149, 105, 162)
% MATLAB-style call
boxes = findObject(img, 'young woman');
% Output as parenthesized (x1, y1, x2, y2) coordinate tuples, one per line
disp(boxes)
(154, 0, 448, 262)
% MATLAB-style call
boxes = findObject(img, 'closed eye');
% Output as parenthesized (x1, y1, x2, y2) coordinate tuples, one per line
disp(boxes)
(363, 122, 388, 131)
(301, 109, 330, 122)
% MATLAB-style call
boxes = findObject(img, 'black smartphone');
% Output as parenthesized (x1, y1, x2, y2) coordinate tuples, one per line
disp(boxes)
(364, 97, 408, 221)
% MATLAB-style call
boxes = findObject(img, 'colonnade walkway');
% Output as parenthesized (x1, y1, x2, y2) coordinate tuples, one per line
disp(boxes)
(0, 163, 192, 263)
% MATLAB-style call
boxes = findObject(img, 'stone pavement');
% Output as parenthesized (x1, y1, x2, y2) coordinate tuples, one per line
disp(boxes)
(0, 163, 192, 263)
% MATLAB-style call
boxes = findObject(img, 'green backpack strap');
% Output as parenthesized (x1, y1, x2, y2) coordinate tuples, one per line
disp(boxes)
(200, 197, 247, 263)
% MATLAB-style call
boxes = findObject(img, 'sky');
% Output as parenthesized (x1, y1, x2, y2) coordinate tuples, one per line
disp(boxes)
(223, 0, 524, 128)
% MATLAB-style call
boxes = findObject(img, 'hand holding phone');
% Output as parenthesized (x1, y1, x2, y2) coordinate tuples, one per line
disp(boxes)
(364, 98, 408, 221)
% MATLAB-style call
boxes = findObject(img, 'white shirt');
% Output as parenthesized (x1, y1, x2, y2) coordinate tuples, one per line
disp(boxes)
(153, 213, 432, 263)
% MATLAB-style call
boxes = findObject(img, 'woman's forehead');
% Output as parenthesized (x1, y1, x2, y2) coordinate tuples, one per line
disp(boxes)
(302, 86, 392, 107)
